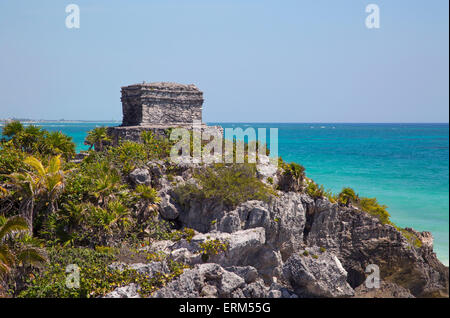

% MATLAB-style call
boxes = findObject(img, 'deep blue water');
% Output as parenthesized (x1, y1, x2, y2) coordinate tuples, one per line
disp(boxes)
(3, 122, 448, 265)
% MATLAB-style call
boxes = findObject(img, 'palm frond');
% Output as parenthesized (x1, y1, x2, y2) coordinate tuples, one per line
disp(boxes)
(0, 216, 29, 242)
(24, 156, 46, 177)
(16, 247, 47, 266)
(0, 244, 16, 269)
(0, 186, 7, 198)
(47, 155, 62, 174)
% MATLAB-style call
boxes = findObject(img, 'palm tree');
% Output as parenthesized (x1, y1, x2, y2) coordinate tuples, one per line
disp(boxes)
(135, 184, 161, 221)
(0, 215, 46, 276)
(2, 121, 24, 138)
(5, 155, 68, 228)
(13, 125, 46, 154)
(89, 161, 121, 206)
(338, 187, 359, 207)
(45, 131, 76, 160)
(84, 127, 111, 151)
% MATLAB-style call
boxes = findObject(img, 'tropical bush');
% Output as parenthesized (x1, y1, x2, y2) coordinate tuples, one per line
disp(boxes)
(305, 179, 335, 202)
(84, 127, 110, 151)
(337, 187, 359, 206)
(0, 215, 47, 279)
(1, 121, 75, 160)
(279, 162, 306, 192)
(357, 197, 391, 225)
(174, 163, 276, 209)
(199, 239, 229, 262)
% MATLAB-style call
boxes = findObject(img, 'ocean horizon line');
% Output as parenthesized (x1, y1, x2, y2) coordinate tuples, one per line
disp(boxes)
(0, 120, 449, 125)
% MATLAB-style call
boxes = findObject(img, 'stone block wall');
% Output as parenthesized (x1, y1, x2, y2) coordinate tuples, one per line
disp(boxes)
(121, 82, 203, 126)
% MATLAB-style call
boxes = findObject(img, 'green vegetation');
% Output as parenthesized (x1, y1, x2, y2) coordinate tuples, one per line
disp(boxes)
(279, 161, 306, 192)
(357, 197, 391, 225)
(198, 239, 229, 262)
(84, 127, 110, 151)
(337, 187, 359, 206)
(0, 215, 47, 277)
(17, 247, 187, 298)
(282, 162, 305, 181)
(174, 163, 276, 209)
(0, 127, 189, 296)
(1, 121, 75, 160)
(398, 228, 423, 249)
(0, 123, 425, 297)
(305, 179, 336, 202)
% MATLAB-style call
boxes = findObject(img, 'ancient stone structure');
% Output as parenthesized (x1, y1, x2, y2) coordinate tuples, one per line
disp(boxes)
(121, 82, 203, 126)
(107, 82, 221, 145)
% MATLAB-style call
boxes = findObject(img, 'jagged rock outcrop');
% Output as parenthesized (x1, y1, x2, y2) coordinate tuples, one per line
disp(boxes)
(104, 283, 141, 298)
(143, 228, 282, 281)
(306, 199, 449, 297)
(151, 263, 294, 298)
(104, 156, 449, 299)
(129, 167, 152, 186)
(282, 248, 354, 298)
(176, 192, 306, 262)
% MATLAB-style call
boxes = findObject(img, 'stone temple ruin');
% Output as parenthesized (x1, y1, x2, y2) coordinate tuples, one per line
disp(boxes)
(107, 82, 221, 144)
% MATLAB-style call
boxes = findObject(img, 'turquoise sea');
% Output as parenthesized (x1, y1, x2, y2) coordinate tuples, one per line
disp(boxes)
(2, 122, 448, 265)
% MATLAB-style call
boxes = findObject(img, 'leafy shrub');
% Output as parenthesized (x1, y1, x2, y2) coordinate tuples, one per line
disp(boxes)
(0, 141, 26, 180)
(169, 227, 196, 243)
(338, 187, 359, 206)
(357, 197, 391, 225)
(107, 141, 148, 175)
(397, 228, 422, 249)
(282, 162, 305, 180)
(141, 131, 173, 159)
(2, 122, 75, 160)
(2, 120, 24, 138)
(303, 179, 336, 202)
(174, 164, 276, 210)
(199, 239, 229, 262)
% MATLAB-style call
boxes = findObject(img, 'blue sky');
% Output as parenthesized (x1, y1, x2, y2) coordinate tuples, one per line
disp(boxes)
(0, 0, 448, 122)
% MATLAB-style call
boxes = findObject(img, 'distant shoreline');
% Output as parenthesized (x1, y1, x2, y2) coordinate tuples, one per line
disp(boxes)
(0, 120, 121, 124)
(0, 120, 448, 125)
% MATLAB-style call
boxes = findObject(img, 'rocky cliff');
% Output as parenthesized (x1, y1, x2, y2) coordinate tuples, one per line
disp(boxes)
(106, 158, 449, 298)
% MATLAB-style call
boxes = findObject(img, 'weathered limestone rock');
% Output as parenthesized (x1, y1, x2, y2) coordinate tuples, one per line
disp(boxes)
(306, 202, 449, 297)
(157, 228, 267, 268)
(256, 155, 279, 184)
(354, 281, 414, 298)
(129, 167, 152, 186)
(178, 192, 306, 261)
(151, 263, 293, 298)
(104, 283, 140, 298)
(282, 248, 354, 298)
(159, 193, 180, 220)
(108, 261, 170, 277)
(152, 263, 245, 298)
